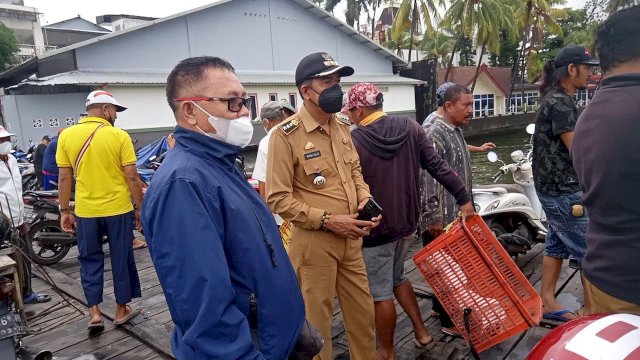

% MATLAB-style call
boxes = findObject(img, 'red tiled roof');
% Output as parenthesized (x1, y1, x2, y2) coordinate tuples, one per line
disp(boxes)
(437, 64, 538, 96)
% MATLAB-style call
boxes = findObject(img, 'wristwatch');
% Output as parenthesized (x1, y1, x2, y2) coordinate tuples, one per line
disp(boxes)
(58, 204, 70, 213)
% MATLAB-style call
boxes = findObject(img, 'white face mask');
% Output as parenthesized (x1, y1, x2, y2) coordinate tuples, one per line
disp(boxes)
(0, 142, 12, 155)
(191, 102, 254, 148)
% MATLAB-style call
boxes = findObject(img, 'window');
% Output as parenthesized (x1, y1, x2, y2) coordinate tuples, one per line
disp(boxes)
(269, 93, 277, 102)
(507, 92, 539, 112)
(248, 94, 258, 119)
(473, 94, 494, 117)
(288, 93, 297, 110)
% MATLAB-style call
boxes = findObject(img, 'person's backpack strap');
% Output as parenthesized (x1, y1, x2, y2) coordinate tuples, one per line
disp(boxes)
(74, 124, 105, 173)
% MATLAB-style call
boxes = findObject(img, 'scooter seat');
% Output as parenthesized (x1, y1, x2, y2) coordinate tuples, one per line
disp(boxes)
(474, 184, 526, 195)
(24, 190, 58, 198)
(473, 186, 508, 194)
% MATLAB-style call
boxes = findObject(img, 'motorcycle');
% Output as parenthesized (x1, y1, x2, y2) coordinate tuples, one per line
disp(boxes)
(20, 165, 38, 193)
(11, 137, 35, 164)
(22, 191, 76, 265)
(472, 124, 547, 257)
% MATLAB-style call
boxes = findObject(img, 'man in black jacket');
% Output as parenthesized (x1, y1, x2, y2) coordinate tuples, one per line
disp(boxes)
(572, 6, 640, 315)
(346, 82, 474, 359)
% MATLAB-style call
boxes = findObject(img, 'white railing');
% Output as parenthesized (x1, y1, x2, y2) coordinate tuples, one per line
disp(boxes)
(17, 44, 58, 61)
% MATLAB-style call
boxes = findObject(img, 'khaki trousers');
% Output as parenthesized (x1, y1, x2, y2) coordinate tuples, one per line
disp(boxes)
(288, 229, 376, 360)
(584, 276, 640, 315)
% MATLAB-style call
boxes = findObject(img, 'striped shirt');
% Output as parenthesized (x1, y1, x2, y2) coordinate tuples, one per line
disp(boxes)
(420, 118, 473, 232)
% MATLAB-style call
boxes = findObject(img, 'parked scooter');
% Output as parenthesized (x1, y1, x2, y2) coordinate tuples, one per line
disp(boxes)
(20, 166, 38, 193)
(22, 191, 75, 265)
(472, 124, 547, 257)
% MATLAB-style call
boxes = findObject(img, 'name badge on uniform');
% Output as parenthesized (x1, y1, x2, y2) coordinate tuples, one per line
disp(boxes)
(304, 151, 321, 160)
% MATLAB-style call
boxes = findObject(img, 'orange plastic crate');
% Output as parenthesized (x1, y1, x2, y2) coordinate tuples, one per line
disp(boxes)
(413, 215, 542, 352)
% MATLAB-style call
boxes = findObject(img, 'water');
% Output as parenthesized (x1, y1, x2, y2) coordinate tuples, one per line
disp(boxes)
(470, 130, 532, 185)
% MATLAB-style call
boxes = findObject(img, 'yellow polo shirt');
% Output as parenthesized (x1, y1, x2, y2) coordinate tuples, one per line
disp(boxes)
(56, 117, 137, 217)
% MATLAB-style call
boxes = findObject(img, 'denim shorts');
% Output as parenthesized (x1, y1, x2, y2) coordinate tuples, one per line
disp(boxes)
(361, 234, 414, 302)
(537, 191, 588, 266)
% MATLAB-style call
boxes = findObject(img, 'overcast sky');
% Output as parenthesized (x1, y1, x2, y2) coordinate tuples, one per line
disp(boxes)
(24, 0, 588, 26)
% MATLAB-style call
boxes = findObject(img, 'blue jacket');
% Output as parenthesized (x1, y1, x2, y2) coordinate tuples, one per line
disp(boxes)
(142, 127, 304, 360)
(42, 136, 58, 174)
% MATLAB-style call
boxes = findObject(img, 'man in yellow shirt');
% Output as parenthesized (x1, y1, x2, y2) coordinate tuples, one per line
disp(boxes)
(56, 90, 144, 332)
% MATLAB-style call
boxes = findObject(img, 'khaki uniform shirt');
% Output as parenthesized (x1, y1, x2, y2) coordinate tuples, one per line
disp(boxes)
(266, 105, 371, 233)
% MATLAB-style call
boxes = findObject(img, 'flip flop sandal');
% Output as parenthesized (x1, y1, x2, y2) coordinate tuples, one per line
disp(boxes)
(542, 309, 577, 322)
(441, 327, 463, 338)
(87, 318, 105, 332)
(24, 292, 51, 304)
(113, 306, 141, 326)
(414, 337, 436, 350)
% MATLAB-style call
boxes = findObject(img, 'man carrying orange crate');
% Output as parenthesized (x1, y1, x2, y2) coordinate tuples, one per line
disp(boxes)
(346, 82, 475, 358)
(421, 84, 477, 336)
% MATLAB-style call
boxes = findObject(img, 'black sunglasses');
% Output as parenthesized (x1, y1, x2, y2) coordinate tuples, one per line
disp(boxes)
(174, 96, 253, 112)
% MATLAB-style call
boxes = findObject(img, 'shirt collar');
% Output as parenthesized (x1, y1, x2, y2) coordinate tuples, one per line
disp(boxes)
(79, 116, 113, 127)
(359, 111, 386, 127)
(299, 104, 337, 133)
(435, 117, 456, 131)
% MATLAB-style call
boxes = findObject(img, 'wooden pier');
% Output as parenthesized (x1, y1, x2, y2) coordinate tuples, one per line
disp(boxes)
(19, 240, 582, 359)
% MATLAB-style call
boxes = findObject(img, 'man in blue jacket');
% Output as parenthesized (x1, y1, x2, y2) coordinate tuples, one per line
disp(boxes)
(142, 56, 306, 359)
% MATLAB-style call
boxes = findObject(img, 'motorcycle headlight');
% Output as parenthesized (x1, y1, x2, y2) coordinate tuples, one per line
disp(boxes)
(486, 200, 500, 212)
(474, 202, 481, 212)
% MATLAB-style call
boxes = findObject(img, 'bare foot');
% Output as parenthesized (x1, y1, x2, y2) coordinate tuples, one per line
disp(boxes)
(133, 238, 147, 249)
(414, 326, 433, 346)
(88, 305, 102, 324)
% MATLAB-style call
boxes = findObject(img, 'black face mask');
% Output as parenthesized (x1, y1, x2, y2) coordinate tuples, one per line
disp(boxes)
(311, 83, 344, 114)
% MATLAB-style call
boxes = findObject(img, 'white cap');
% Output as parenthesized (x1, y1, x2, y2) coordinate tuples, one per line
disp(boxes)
(86, 90, 127, 112)
(0, 126, 15, 138)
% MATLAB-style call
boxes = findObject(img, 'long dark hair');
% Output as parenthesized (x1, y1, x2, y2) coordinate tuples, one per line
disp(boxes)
(539, 60, 569, 97)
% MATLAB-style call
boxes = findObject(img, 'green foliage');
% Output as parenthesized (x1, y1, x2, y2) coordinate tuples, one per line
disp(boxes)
(382, 27, 419, 57)
(0, 23, 19, 72)
(390, 0, 445, 43)
(489, 31, 520, 67)
(419, 30, 455, 67)
(457, 36, 475, 66)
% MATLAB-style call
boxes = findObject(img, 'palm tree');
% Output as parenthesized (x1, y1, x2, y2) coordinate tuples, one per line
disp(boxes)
(419, 30, 456, 67)
(390, 0, 446, 61)
(382, 28, 420, 58)
(508, 0, 567, 105)
(441, 0, 513, 88)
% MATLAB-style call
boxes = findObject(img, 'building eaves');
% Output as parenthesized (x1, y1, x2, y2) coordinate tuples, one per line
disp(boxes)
(0, 57, 37, 88)
(7, 70, 419, 89)
(43, 27, 111, 34)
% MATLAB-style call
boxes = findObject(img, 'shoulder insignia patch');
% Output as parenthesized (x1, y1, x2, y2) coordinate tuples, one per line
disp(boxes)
(279, 118, 300, 135)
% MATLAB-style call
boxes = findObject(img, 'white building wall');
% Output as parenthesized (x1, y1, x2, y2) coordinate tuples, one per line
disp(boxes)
(107, 82, 416, 131)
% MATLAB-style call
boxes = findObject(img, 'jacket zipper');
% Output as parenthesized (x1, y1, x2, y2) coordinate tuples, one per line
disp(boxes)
(249, 292, 258, 329)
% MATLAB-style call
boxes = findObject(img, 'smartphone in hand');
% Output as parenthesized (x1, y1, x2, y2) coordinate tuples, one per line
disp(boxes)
(357, 198, 383, 221)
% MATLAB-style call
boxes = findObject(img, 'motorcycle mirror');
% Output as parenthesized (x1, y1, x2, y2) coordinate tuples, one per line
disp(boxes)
(487, 151, 499, 163)
(149, 155, 157, 162)
(526, 123, 535, 135)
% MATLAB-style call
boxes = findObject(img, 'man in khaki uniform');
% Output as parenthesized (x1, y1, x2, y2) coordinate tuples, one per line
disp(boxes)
(267, 52, 379, 360)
